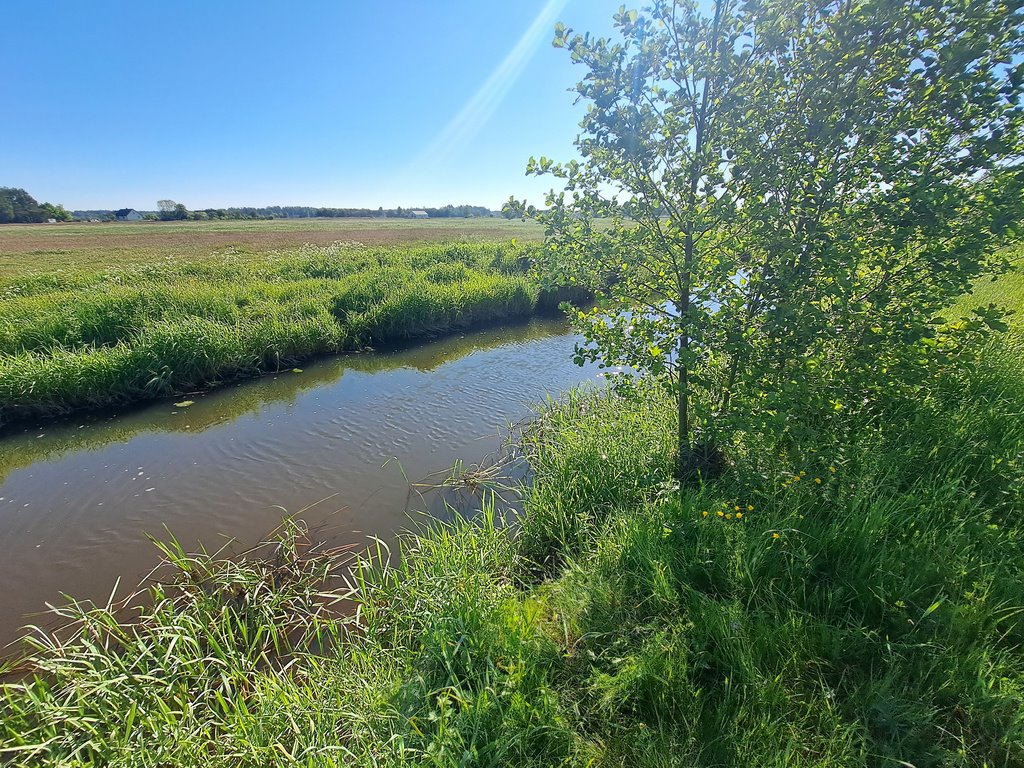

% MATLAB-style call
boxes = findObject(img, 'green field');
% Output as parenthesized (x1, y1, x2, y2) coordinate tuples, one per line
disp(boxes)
(964, 263, 1024, 316)
(0, 218, 544, 276)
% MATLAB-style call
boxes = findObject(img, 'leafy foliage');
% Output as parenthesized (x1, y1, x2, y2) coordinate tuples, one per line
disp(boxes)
(38, 202, 72, 222)
(0, 188, 45, 224)
(510, 0, 1024, 473)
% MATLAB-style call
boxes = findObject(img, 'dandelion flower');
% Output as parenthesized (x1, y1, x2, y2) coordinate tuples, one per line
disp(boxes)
(717, 511, 724, 518)
(829, 466, 836, 473)
(814, 477, 822, 484)
(734, 505, 741, 511)
(702, 511, 709, 518)
(736, 513, 743, 519)
(725, 513, 733, 520)
(747, 505, 754, 511)
(773, 532, 780, 539)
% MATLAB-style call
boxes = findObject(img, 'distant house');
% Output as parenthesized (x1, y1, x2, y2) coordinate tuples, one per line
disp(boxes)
(115, 208, 143, 221)
(410, 210, 429, 219)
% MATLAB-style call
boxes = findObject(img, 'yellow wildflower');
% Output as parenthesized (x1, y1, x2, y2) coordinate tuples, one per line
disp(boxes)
(736, 513, 743, 519)
(734, 505, 741, 511)
(773, 533, 780, 539)
(702, 511, 709, 518)
(717, 511, 724, 518)
(725, 513, 733, 520)
(814, 477, 822, 484)
(747, 505, 754, 511)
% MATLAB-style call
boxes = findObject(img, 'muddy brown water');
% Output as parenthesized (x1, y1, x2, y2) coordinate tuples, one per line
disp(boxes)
(0, 318, 604, 650)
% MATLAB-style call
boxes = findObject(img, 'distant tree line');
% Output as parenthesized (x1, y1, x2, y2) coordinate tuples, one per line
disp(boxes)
(2, 185, 506, 225)
(170, 203, 498, 221)
(68, 202, 500, 222)
(0, 188, 73, 223)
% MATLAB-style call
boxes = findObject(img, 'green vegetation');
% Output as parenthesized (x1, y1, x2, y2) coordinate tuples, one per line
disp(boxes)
(0, 241, 557, 426)
(148, 199, 499, 221)
(0, 217, 544, 277)
(512, 0, 1023, 480)
(2, 272, 1021, 766)
(968, 265, 1024, 318)
(0, 187, 70, 224)
(2, 0, 1022, 763)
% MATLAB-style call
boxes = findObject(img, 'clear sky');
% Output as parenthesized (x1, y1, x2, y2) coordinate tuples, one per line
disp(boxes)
(2, 1, 626, 211)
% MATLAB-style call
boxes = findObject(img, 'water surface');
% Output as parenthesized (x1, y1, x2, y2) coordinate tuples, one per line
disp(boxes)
(0, 318, 600, 648)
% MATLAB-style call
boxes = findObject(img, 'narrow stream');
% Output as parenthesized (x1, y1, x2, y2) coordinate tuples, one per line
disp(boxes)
(0, 318, 602, 649)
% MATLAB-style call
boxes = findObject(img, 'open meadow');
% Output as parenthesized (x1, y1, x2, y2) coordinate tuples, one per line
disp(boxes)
(0, 218, 544, 277)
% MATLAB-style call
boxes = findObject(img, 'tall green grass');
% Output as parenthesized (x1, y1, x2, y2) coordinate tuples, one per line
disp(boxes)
(513, 345, 1024, 764)
(0, 521, 356, 766)
(2, 278, 1022, 766)
(0, 242, 544, 425)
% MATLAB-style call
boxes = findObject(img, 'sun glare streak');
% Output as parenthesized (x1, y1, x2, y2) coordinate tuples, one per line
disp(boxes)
(391, 0, 570, 198)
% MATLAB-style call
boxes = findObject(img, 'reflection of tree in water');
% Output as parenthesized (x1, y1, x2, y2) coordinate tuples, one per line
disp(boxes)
(357, 316, 567, 373)
(0, 318, 570, 484)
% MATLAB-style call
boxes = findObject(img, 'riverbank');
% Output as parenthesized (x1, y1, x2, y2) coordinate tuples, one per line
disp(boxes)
(0, 241, 576, 426)
(3, 271, 1022, 765)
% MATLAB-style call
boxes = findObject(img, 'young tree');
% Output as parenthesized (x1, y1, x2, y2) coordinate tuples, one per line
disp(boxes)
(510, 0, 1023, 478)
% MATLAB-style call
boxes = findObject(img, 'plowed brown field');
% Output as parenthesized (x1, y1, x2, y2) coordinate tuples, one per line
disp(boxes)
(0, 218, 543, 277)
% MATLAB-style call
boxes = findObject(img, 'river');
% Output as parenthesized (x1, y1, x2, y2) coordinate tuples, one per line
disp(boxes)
(0, 318, 602, 649)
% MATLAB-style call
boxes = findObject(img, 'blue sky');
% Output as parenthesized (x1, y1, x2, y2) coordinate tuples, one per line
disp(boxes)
(2, 1, 626, 211)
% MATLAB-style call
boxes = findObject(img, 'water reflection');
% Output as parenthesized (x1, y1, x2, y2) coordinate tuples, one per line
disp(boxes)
(0, 318, 600, 647)
(0, 318, 572, 484)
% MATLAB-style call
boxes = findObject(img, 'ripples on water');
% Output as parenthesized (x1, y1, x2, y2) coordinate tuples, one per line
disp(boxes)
(0, 318, 602, 647)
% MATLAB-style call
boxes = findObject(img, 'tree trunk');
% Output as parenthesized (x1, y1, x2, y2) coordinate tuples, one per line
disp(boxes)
(677, 338, 691, 480)
(677, 223, 694, 482)
(676, 0, 723, 484)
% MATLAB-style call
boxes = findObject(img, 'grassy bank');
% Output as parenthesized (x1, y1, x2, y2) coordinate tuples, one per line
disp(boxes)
(967, 266, 1024, 317)
(0, 241, 551, 426)
(2, 275, 1022, 765)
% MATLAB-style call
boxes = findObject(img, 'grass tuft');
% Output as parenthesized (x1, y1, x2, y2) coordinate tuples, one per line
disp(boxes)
(0, 242, 549, 425)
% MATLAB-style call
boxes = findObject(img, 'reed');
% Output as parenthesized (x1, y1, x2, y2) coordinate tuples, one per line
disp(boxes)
(0, 242, 546, 424)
